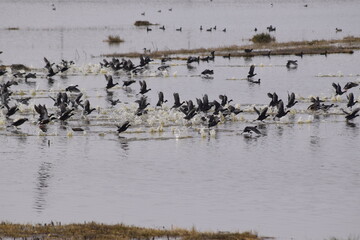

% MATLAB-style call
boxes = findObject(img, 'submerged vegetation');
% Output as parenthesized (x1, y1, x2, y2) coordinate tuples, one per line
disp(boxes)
(251, 33, 275, 44)
(104, 35, 125, 44)
(0, 222, 264, 240)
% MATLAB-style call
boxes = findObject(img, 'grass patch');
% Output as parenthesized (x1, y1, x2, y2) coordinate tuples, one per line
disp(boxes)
(0, 222, 264, 240)
(134, 20, 154, 26)
(6, 27, 20, 30)
(104, 35, 125, 44)
(251, 33, 275, 44)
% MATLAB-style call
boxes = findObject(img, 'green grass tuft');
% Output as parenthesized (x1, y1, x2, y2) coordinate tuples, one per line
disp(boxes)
(251, 33, 275, 44)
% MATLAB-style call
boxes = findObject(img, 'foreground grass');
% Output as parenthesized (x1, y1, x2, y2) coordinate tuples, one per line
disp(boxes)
(0, 222, 267, 240)
(101, 36, 360, 59)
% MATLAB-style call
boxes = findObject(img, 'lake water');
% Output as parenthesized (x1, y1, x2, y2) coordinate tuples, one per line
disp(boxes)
(1, 1, 360, 240)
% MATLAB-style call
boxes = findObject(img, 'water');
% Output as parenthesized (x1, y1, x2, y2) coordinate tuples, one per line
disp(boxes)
(1, 1, 360, 240)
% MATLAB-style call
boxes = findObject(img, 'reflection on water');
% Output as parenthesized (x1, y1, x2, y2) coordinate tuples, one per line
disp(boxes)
(34, 162, 53, 213)
(1, 0, 360, 240)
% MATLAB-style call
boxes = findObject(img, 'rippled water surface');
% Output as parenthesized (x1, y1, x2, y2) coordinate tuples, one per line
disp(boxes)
(1, 1, 360, 240)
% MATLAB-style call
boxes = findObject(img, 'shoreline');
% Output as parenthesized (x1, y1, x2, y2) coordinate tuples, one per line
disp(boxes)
(0, 222, 268, 240)
(100, 36, 360, 59)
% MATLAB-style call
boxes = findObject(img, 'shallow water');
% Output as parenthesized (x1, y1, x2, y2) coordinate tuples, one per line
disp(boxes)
(1, 1, 360, 240)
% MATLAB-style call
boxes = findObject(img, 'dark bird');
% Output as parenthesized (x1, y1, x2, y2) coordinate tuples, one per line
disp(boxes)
(248, 78, 261, 84)
(139, 80, 151, 94)
(0, 69, 7, 76)
(242, 126, 261, 135)
(307, 97, 324, 111)
(244, 48, 253, 53)
(247, 64, 257, 78)
(187, 56, 200, 64)
(117, 121, 131, 134)
(201, 69, 214, 75)
(286, 92, 298, 108)
(156, 91, 167, 107)
(105, 74, 118, 89)
(184, 108, 197, 120)
(58, 108, 75, 121)
(5, 105, 18, 118)
(254, 106, 269, 121)
(208, 115, 220, 128)
(347, 93, 357, 108)
(159, 25, 165, 31)
(83, 100, 96, 115)
(273, 100, 290, 120)
(65, 84, 81, 93)
(123, 79, 136, 87)
(176, 27, 182, 32)
(342, 107, 360, 121)
(268, 92, 281, 107)
(172, 93, 185, 109)
(109, 99, 121, 106)
(135, 95, 149, 116)
(219, 94, 233, 107)
(34, 104, 54, 124)
(344, 81, 359, 90)
(24, 72, 36, 81)
(286, 60, 298, 68)
(11, 118, 28, 128)
(332, 82, 346, 96)
(146, 27, 152, 32)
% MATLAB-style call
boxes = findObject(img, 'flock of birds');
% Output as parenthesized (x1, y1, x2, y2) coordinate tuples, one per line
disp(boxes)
(1, 49, 359, 139)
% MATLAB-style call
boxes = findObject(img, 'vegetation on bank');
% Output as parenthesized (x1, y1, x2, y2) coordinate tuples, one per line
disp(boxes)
(0, 222, 265, 240)
(104, 35, 125, 44)
(134, 20, 155, 26)
(101, 36, 360, 59)
(251, 33, 275, 44)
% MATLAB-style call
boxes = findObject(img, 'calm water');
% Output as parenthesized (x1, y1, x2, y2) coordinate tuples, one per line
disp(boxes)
(1, 1, 360, 240)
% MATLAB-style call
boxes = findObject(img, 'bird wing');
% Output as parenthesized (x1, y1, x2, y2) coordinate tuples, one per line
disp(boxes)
(248, 65, 255, 75)
(253, 106, 260, 115)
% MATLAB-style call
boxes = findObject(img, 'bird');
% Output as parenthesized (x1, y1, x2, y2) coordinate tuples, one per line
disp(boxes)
(159, 25, 165, 31)
(332, 82, 346, 96)
(335, 28, 342, 32)
(248, 78, 261, 84)
(341, 107, 360, 121)
(268, 92, 281, 107)
(242, 126, 261, 135)
(117, 121, 131, 134)
(83, 100, 96, 115)
(273, 100, 290, 120)
(11, 118, 28, 128)
(219, 94, 233, 107)
(58, 108, 75, 121)
(65, 85, 81, 93)
(286, 60, 298, 68)
(123, 80, 136, 88)
(156, 91, 167, 107)
(247, 65, 256, 78)
(253, 106, 269, 121)
(139, 80, 151, 94)
(172, 93, 185, 109)
(201, 69, 214, 75)
(109, 99, 121, 106)
(184, 108, 197, 120)
(104, 74, 118, 89)
(187, 56, 200, 64)
(146, 27, 152, 32)
(344, 82, 359, 90)
(5, 105, 18, 118)
(347, 93, 357, 108)
(244, 49, 253, 53)
(176, 27, 182, 32)
(207, 115, 220, 128)
(24, 72, 36, 81)
(286, 92, 298, 108)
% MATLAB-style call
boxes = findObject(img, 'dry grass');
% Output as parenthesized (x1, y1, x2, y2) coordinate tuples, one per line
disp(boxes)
(6, 27, 20, 30)
(251, 33, 275, 44)
(104, 35, 125, 44)
(0, 222, 265, 240)
(101, 36, 360, 59)
(134, 21, 155, 26)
